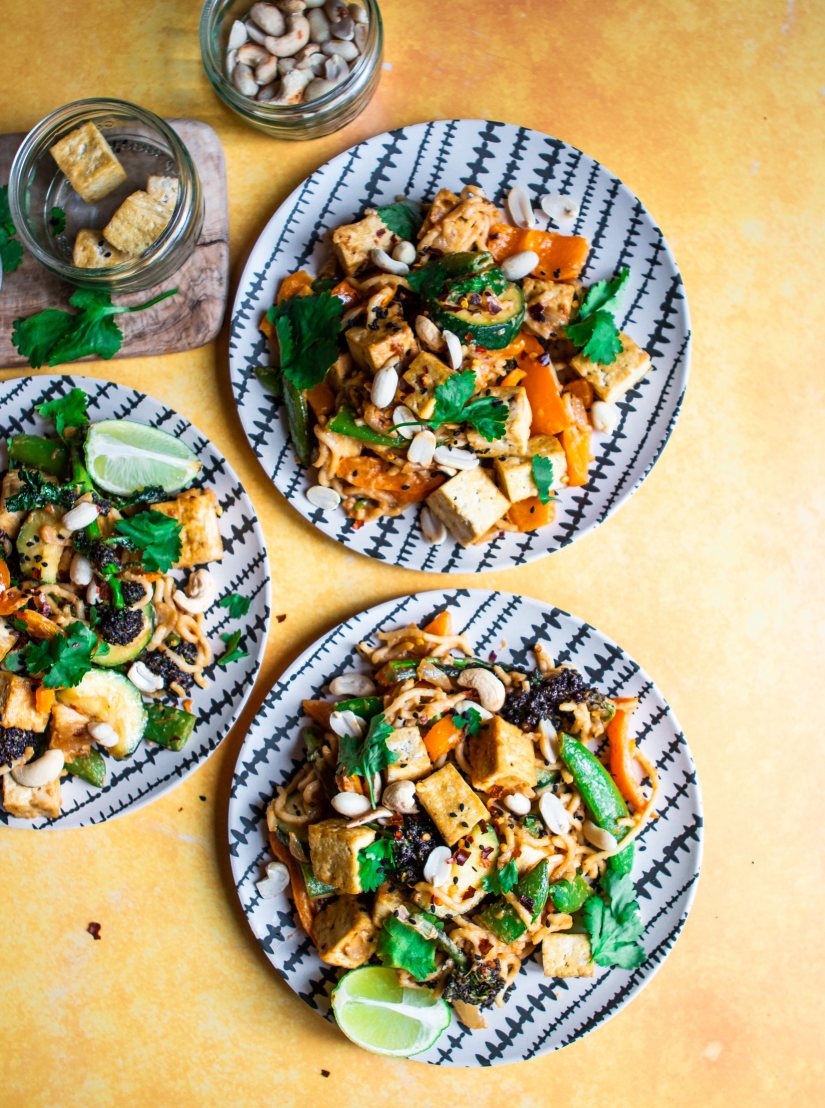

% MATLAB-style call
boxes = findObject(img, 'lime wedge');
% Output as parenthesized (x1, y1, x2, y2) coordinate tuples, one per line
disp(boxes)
(331, 967, 451, 1057)
(85, 420, 201, 495)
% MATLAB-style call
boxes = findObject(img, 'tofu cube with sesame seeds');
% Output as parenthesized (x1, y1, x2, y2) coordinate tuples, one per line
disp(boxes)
(371, 882, 407, 927)
(426, 468, 511, 547)
(152, 489, 223, 569)
(72, 228, 130, 269)
(493, 434, 568, 503)
(415, 764, 489, 846)
(571, 332, 651, 404)
(385, 725, 431, 783)
(331, 210, 396, 276)
(2, 774, 61, 820)
(402, 351, 453, 418)
(49, 121, 127, 204)
(465, 386, 532, 458)
(146, 174, 180, 210)
(542, 932, 595, 978)
(314, 895, 377, 968)
(522, 278, 579, 340)
(103, 189, 173, 256)
(0, 673, 50, 733)
(345, 315, 418, 374)
(469, 715, 537, 793)
(0, 619, 16, 665)
(308, 819, 376, 895)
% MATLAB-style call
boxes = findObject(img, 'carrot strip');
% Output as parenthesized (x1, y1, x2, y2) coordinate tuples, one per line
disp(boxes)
(487, 224, 590, 280)
(35, 687, 56, 714)
(19, 610, 60, 640)
(563, 378, 594, 407)
(500, 367, 527, 387)
(268, 832, 316, 939)
(560, 393, 592, 486)
(0, 561, 10, 590)
(424, 715, 462, 761)
(303, 699, 333, 729)
(607, 702, 646, 810)
(276, 270, 314, 304)
(307, 380, 335, 419)
(330, 280, 359, 306)
(0, 588, 29, 616)
(336, 457, 443, 504)
(423, 611, 452, 637)
(508, 497, 556, 532)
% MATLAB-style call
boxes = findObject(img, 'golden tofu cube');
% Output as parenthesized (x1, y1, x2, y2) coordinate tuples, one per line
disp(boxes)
(2, 774, 61, 820)
(571, 332, 651, 403)
(469, 715, 537, 792)
(49, 703, 92, 760)
(49, 121, 127, 203)
(386, 725, 431, 782)
(153, 489, 223, 569)
(522, 278, 578, 340)
(418, 188, 460, 237)
(426, 468, 510, 547)
(345, 317, 418, 373)
(402, 351, 453, 417)
(331, 210, 396, 276)
(0, 619, 16, 664)
(308, 818, 376, 895)
(371, 882, 407, 927)
(146, 174, 180, 209)
(103, 190, 173, 256)
(415, 764, 489, 846)
(542, 932, 595, 978)
(72, 228, 129, 269)
(0, 673, 50, 733)
(466, 387, 532, 458)
(314, 895, 377, 968)
(494, 434, 568, 503)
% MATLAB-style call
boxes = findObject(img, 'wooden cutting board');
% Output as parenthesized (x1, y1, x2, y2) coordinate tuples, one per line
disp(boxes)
(0, 119, 229, 369)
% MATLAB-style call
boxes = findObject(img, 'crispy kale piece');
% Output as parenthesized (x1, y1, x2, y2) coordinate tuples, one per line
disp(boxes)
(120, 579, 147, 608)
(443, 955, 507, 1009)
(5, 468, 75, 514)
(144, 641, 197, 691)
(390, 813, 440, 886)
(501, 667, 586, 732)
(96, 606, 145, 647)
(0, 726, 35, 771)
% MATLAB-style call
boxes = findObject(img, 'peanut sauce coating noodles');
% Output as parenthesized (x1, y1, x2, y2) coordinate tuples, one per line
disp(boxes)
(265, 609, 660, 1032)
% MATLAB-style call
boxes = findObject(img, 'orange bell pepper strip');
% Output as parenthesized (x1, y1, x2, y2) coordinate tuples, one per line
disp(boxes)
(494, 334, 527, 361)
(423, 611, 452, 637)
(276, 270, 314, 304)
(486, 223, 521, 261)
(508, 496, 556, 532)
(306, 380, 335, 419)
(487, 224, 590, 281)
(0, 561, 10, 590)
(303, 699, 333, 729)
(560, 393, 592, 487)
(0, 588, 30, 616)
(607, 700, 646, 811)
(330, 280, 359, 307)
(35, 686, 56, 715)
(424, 715, 463, 761)
(563, 378, 594, 407)
(268, 831, 316, 939)
(500, 367, 527, 387)
(335, 458, 443, 504)
(520, 353, 570, 436)
(18, 610, 61, 640)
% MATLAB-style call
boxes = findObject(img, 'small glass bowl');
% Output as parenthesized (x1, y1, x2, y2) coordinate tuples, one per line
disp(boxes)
(8, 99, 204, 294)
(200, 0, 383, 140)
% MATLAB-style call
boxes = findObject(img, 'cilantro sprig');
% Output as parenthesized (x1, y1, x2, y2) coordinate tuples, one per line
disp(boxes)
(267, 292, 344, 391)
(358, 838, 395, 893)
(581, 868, 646, 969)
(114, 510, 182, 573)
(217, 630, 249, 667)
(37, 388, 89, 439)
(482, 859, 519, 895)
(426, 370, 509, 442)
(12, 287, 178, 369)
(49, 207, 67, 234)
(566, 268, 630, 366)
(531, 455, 556, 505)
(376, 912, 438, 980)
(23, 621, 103, 689)
(218, 593, 252, 619)
(452, 706, 483, 738)
(0, 185, 24, 275)
(376, 199, 423, 243)
(337, 711, 399, 806)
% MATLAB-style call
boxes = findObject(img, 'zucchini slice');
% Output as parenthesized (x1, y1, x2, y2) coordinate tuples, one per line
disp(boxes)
(16, 509, 62, 583)
(95, 604, 155, 669)
(58, 670, 147, 760)
(432, 280, 525, 350)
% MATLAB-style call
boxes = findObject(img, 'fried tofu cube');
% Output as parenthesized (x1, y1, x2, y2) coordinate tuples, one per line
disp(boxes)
(314, 895, 377, 968)
(0, 619, 16, 665)
(469, 715, 537, 792)
(426, 468, 510, 547)
(49, 121, 127, 203)
(385, 725, 431, 782)
(2, 774, 61, 820)
(415, 764, 489, 846)
(103, 190, 173, 256)
(418, 188, 459, 237)
(542, 932, 595, 978)
(402, 351, 453, 418)
(49, 703, 92, 760)
(72, 228, 129, 269)
(146, 174, 180, 209)
(372, 882, 407, 926)
(466, 387, 532, 458)
(494, 434, 568, 503)
(331, 210, 396, 276)
(522, 278, 579, 340)
(345, 316, 418, 373)
(0, 674, 50, 733)
(153, 489, 224, 568)
(308, 818, 376, 895)
(571, 332, 651, 403)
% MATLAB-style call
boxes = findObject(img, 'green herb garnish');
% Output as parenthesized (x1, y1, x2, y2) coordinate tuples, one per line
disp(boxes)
(217, 630, 249, 667)
(337, 712, 399, 806)
(376, 913, 438, 980)
(581, 868, 646, 969)
(0, 185, 23, 275)
(376, 199, 423, 243)
(358, 837, 396, 893)
(531, 455, 556, 505)
(482, 859, 519, 895)
(566, 268, 630, 366)
(218, 592, 252, 619)
(37, 388, 89, 439)
(49, 207, 67, 234)
(266, 292, 344, 391)
(23, 621, 103, 689)
(114, 510, 182, 573)
(5, 468, 76, 514)
(427, 370, 509, 442)
(452, 706, 483, 737)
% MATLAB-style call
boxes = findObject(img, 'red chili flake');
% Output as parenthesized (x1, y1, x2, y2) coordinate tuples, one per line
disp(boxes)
(518, 894, 535, 913)
(276, 614, 287, 623)
(87, 922, 102, 940)
(461, 887, 477, 901)
(453, 849, 469, 866)
(321, 1069, 330, 1078)
(479, 937, 493, 957)
(489, 651, 497, 662)
(479, 845, 494, 860)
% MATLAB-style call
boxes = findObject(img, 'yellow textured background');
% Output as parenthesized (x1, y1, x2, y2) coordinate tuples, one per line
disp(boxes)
(0, 1, 822, 1104)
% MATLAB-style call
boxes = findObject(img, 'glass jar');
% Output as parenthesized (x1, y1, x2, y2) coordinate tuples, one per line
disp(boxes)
(8, 99, 204, 294)
(200, 0, 383, 140)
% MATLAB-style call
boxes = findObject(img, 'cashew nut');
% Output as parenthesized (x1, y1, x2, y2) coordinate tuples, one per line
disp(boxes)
(172, 569, 217, 614)
(276, 0, 307, 11)
(271, 68, 313, 103)
(456, 668, 506, 713)
(381, 780, 418, 814)
(265, 13, 310, 57)
(237, 41, 271, 69)
(345, 806, 393, 828)
(249, 2, 286, 35)
(255, 53, 281, 83)
(12, 749, 64, 788)
(305, 77, 338, 99)
(233, 63, 259, 96)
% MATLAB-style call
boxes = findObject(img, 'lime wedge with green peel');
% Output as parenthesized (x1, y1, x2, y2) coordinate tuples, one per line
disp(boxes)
(85, 420, 201, 495)
(331, 966, 451, 1056)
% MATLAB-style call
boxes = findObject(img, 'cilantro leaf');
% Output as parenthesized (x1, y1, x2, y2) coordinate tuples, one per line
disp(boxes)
(577, 267, 630, 321)
(482, 859, 519, 895)
(49, 206, 67, 234)
(218, 592, 252, 619)
(0, 228, 24, 275)
(376, 199, 423, 243)
(23, 621, 101, 689)
(114, 510, 182, 573)
(337, 712, 399, 806)
(581, 868, 646, 969)
(565, 268, 630, 366)
(5, 468, 76, 514)
(428, 370, 509, 442)
(217, 630, 249, 666)
(358, 837, 395, 893)
(377, 913, 438, 980)
(452, 706, 483, 738)
(37, 387, 89, 438)
(12, 287, 178, 369)
(461, 394, 509, 442)
(531, 455, 555, 505)
(267, 292, 344, 391)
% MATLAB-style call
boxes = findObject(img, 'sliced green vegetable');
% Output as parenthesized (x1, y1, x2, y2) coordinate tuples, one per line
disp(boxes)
(283, 379, 312, 466)
(94, 604, 154, 668)
(144, 703, 196, 751)
(549, 873, 592, 913)
(475, 859, 550, 943)
(335, 695, 383, 719)
(299, 861, 337, 899)
(8, 435, 68, 476)
(432, 280, 525, 350)
(65, 748, 106, 788)
(558, 734, 634, 874)
(328, 406, 400, 448)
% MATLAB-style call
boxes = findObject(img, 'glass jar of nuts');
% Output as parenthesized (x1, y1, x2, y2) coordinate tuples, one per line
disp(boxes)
(200, 1, 383, 140)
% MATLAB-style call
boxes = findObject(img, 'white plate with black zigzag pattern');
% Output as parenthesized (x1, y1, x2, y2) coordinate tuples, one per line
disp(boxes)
(228, 589, 702, 1065)
(229, 119, 691, 572)
(0, 375, 271, 829)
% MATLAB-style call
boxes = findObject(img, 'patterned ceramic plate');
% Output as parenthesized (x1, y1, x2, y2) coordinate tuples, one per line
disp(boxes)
(229, 119, 690, 572)
(0, 375, 271, 829)
(228, 589, 702, 1065)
